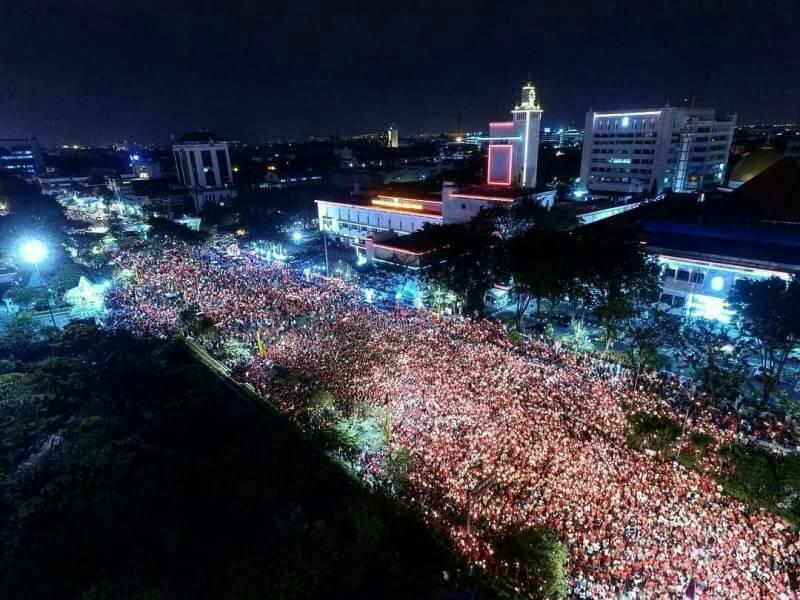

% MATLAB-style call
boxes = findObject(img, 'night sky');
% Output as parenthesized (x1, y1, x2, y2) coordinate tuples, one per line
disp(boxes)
(1, 0, 798, 146)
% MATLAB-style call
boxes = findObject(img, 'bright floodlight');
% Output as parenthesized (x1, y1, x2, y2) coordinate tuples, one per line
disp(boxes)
(291, 231, 303, 243)
(21, 239, 48, 264)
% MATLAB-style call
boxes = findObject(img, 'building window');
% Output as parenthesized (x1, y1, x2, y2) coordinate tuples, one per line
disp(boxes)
(676, 269, 690, 282)
(663, 267, 676, 280)
(689, 272, 705, 284)
(461, 203, 466, 210)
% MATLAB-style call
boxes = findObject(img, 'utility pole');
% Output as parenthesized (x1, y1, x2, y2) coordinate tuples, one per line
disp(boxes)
(322, 229, 330, 276)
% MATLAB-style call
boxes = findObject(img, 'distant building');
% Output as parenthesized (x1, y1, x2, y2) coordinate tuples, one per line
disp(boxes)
(260, 170, 323, 190)
(0, 138, 43, 179)
(541, 127, 583, 148)
(727, 140, 783, 189)
(172, 131, 236, 211)
(387, 126, 399, 148)
(579, 107, 736, 197)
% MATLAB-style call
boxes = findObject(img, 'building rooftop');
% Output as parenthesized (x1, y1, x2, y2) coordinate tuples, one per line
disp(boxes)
(175, 131, 222, 144)
(316, 193, 443, 217)
(451, 184, 554, 200)
(587, 159, 800, 269)
(369, 226, 449, 254)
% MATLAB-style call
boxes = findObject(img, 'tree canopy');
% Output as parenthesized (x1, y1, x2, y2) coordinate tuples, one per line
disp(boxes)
(728, 277, 800, 405)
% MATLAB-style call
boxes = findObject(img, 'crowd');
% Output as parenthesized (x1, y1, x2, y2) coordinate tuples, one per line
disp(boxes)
(107, 241, 799, 598)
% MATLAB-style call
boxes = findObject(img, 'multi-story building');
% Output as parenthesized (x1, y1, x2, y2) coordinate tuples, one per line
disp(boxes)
(172, 131, 236, 210)
(579, 107, 736, 197)
(387, 126, 399, 148)
(0, 138, 43, 179)
(541, 127, 583, 148)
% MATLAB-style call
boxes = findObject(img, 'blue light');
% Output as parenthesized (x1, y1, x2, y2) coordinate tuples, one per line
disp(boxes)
(710, 276, 725, 291)
(291, 231, 303, 243)
(363, 288, 375, 303)
(621, 117, 630, 127)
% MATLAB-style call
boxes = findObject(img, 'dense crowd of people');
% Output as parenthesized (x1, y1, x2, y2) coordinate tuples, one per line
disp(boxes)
(106, 240, 799, 598)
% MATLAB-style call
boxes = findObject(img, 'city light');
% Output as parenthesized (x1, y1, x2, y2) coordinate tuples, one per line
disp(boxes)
(711, 275, 725, 291)
(20, 239, 48, 264)
(291, 230, 304, 243)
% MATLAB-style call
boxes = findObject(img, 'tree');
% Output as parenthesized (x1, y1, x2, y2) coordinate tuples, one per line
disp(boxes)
(678, 320, 751, 406)
(480, 200, 578, 239)
(495, 526, 568, 599)
(505, 230, 570, 330)
(0, 313, 39, 356)
(3, 286, 48, 310)
(578, 231, 661, 353)
(728, 277, 800, 406)
(419, 224, 499, 312)
(384, 446, 414, 491)
(624, 309, 679, 389)
(147, 217, 209, 244)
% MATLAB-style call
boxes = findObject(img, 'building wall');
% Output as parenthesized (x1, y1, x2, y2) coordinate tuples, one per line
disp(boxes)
(316, 201, 442, 243)
(0, 138, 43, 179)
(656, 254, 791, 322)
(511, 108, 542, 187)
(172, 142, 234, 189)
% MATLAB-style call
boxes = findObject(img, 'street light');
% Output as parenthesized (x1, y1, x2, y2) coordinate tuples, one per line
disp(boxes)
(19, 239, 57, 327)
(21, 239, 48, 264)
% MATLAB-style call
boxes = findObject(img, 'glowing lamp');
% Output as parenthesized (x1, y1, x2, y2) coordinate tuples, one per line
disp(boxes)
(710, 276, 725, 292)
(291, 231, 304, 243)
(21, 240, 48, 264)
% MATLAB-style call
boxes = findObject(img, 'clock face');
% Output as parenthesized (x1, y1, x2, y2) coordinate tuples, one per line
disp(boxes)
(528, 89, 536, 105)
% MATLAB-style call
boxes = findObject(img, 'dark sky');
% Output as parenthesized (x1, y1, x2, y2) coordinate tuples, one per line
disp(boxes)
(1, 0, 798, 146)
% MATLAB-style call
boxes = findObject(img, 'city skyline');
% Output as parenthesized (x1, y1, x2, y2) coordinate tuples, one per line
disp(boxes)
(1, 1, 798, 145)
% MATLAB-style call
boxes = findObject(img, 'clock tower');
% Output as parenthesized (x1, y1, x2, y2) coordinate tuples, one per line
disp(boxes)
(511, 81, 543, 188)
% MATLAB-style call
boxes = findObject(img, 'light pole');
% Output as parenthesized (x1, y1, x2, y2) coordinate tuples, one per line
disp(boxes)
(322, 229, 330, 276)
(20, 239, 57, 328)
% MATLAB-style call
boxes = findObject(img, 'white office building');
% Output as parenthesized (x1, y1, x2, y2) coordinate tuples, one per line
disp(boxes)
(579, 107, 736, 197)
(172, 131, 236, 210)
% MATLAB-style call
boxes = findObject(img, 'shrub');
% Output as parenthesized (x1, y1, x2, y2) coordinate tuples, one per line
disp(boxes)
(626, 411, 681, 455)
(495, 526, 567, 599)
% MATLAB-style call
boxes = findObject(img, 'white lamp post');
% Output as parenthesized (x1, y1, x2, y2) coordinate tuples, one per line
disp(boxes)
(20, 239, 57, 327)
